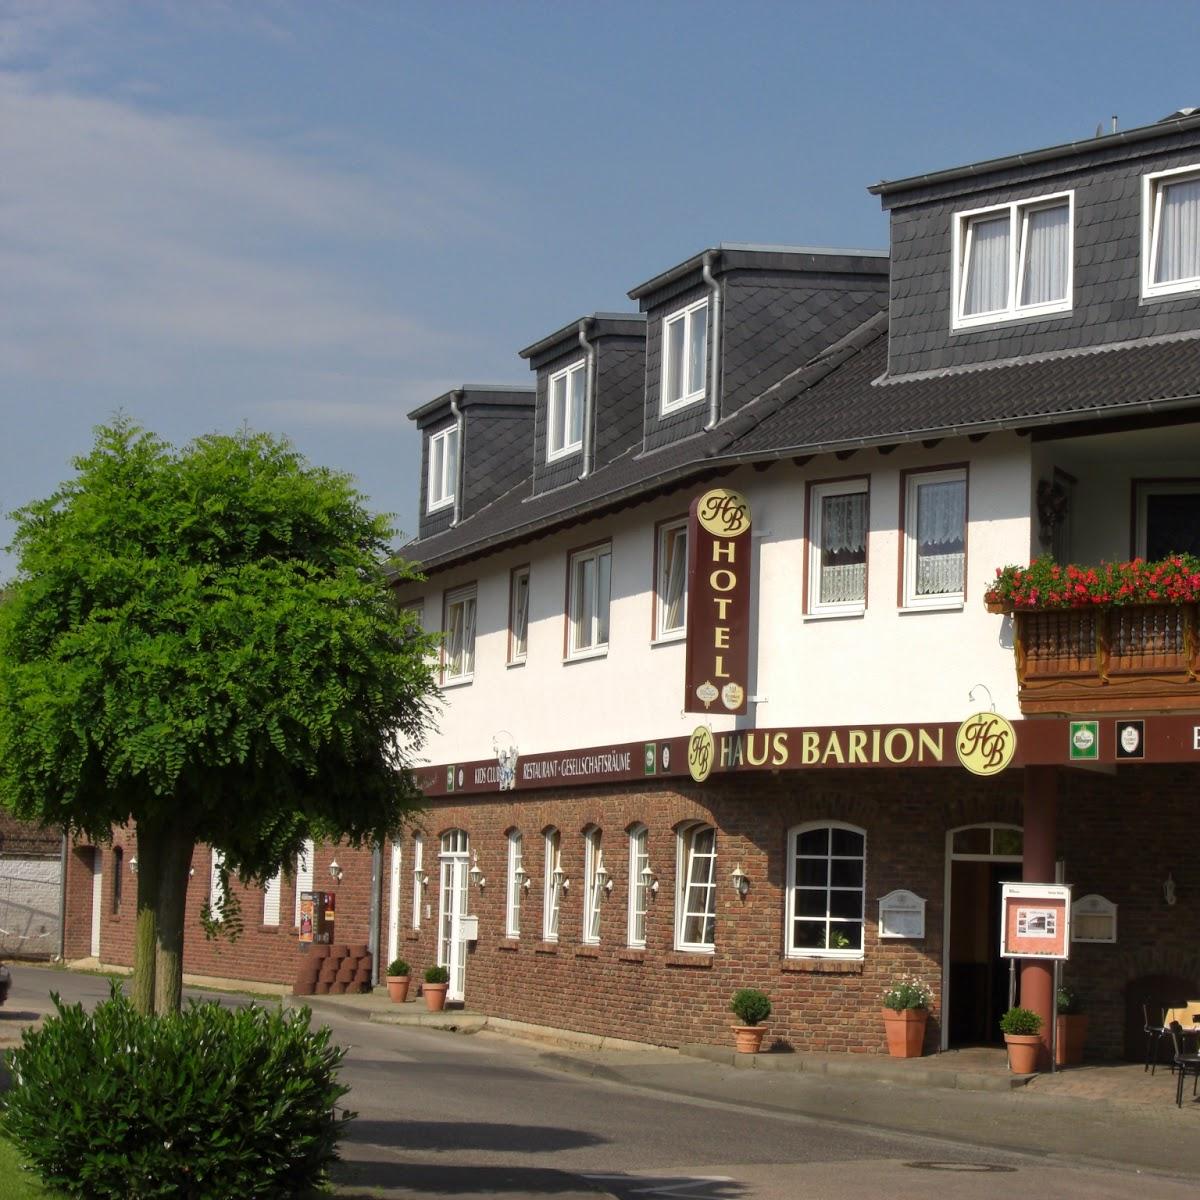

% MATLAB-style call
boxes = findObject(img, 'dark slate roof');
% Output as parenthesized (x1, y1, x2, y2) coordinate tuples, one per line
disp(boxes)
(519, 312, 646, 367)
(399, 316, 1200, 573)
(406, 385, 533, 424)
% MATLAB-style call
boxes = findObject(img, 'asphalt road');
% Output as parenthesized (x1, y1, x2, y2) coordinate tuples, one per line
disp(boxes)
(3, 965, 1194, 1200)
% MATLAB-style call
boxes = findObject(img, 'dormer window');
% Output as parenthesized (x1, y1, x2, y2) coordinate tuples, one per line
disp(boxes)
(547, 361, 586, 461)
(661, 298, 708, 414)
(1143, 164, 1200, 299)
(952, 193, 1072, 329)
(427, 425, 459, 513)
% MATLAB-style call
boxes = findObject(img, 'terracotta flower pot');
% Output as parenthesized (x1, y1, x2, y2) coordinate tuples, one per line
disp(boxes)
(882, 1007, 927, 1058)
(386, 976, 410, 1003)
(1056, 1014, 1088, 1066)
(423, 982, 450, 1012)
(732, 1025, 767, 1054)
(1005, 1032, 1042, 1074)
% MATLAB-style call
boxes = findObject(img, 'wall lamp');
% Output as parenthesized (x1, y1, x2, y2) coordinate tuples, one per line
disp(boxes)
(552, 867, 569, 892)
(328, 859, 344, 883)
(129, 856, 139, 875)
(730, 865, 750, 897)
(515, 865, 531, 891)
(596, 862, 613, 893)
(469, 852, 486, 889)
(641, 864, 659, 894)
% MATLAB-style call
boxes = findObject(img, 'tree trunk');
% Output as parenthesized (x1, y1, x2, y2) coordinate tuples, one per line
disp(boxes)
(131, 824, 162, 1015)
(153, 821, 196, 1015)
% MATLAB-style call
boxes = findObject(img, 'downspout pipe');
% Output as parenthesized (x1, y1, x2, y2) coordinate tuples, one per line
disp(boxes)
(577, 319, 597, 480)
(702, 250, 723, 430)
(449, 389, 465, 527)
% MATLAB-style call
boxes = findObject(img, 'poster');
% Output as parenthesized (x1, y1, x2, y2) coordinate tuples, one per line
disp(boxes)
(1001, 883, 1071, 959)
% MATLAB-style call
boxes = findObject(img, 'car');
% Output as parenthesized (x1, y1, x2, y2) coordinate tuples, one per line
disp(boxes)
(0, 961, 10, 1006)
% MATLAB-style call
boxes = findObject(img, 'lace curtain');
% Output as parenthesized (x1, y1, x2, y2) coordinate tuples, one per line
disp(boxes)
(916, 480, 965, 596)
(821, 493, 866, 553)
(1156, 177, 1200, 284)
(1021, 204, 1069, 306)
(962, 215, 1009, 315)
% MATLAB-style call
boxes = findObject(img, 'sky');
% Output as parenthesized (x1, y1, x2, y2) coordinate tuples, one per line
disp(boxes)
(4, 0, 1200, 578)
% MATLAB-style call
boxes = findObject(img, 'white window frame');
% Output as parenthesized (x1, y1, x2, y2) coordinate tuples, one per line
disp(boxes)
(427, 425, 459, 513)
(566, 543, 611, 661)
(508, 566, 530, 666)
(1142, 164, 1200, 300)
(582, 828, 603, 945)
(786, 821, 866, 960)
(654, 519, 688, 642)
(442, 585, 477, 685)
(660, 297, 709, 414)
(209, 849, 226, 924)
(505, 830, 523, 939)
(547, 360, 587, 461)
(627, 824, 649, 949)
(293, 838, 314, 927)
(902, 467, 967, 611)
(951, 191, 1073, 330)
(411, 833, 424, 930)
(542, 828, 562, 942)
(263, 869, 281, 927)
(806, 478, 868, 618)
(674, 823, 716, 953)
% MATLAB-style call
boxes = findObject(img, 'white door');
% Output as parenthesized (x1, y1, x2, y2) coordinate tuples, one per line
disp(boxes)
(386, 843, 402, 971)
(89, 848, 102, 957)
(437, 830, 470, 1002)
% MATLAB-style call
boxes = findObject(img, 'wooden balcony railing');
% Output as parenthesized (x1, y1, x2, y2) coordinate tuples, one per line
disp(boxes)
(1013, 603, 1200, 713)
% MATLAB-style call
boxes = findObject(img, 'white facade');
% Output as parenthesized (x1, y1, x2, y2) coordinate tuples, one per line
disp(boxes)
(398, 432, 1035, 766)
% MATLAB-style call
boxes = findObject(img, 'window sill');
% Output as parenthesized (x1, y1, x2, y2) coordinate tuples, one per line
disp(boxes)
(899, 600, 964, 615)
(1142, 280, 1200, 303)
(496, 939, 520, 953)
(506, 659, 527, 669)
(563, 647, 608, 664)
(547, 445, 583, 464)
(666, 951, 714, 967)
(618, 948, 646, 963)
(660, 391, 705, 418)
(650, 632, 686, 647)
(575, 946, 600, 959)
(405, 931, 421, 942)
(803, 607, 866, 622)
(257, 925, 280, 934)
(426, 498, 455, 515)
(535, 942, 559, 955)
(440, 675, 474, 690)
(950, 304, 1071, 333)
(781, 957, 864, 975)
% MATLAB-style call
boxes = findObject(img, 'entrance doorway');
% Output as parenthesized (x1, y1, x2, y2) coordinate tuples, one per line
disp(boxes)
(437, 830, 470, 1002)
(943, 824, 1022, 1049)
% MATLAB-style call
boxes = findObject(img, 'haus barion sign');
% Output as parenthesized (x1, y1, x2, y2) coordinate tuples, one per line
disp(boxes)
(684, 488, 753, 715)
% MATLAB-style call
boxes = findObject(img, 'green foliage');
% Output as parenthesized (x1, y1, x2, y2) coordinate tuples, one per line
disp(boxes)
(729, 988, 771, 1026)
(1057, 985, 1084, 1015)
(424, 965, 449, 984)
(386, 958, 410, 977)
(2, 985, 353, 1198)
(999, 1006, 1043, 1036)
(0, 419, 438, 879)
(881, 976, 932, 1012)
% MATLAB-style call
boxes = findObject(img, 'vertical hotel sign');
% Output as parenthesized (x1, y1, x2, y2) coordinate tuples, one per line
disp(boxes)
(684, 488, 752, 714)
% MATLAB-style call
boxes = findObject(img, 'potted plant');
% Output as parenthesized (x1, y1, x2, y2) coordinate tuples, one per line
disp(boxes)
(423, 965, 450, 1012)
(385, 958, 411, 1003)
(1056, 986, 1087, 1066)
(729, 988, 772, 1054)
(881, 976, 931, 1058)
(1000, 1006, 1043, 1074)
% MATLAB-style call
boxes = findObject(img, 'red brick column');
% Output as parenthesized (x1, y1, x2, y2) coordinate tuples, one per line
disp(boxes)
(1020, 765, 1058, 1070)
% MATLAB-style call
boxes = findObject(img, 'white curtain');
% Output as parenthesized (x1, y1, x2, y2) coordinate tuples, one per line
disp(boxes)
(512, 574, 529, 658)
(263, 870, 281, 927)
(666, 317, 686, 402)
(821, 563, 866, 604)
(962, 215, 1009, 315)
(550, 375, 566, 452)
(917, 552, 965, 596)
(687, 305, 708, 394)
(443, 429, 458, 496)
(663, 530, 687, 631)
(596, 552, 611, 646)
(461, 596, 476, 674)
(1020, 204, 1069, 305)
(916, 480, 965, 596)
(568, 367, 586, 445)
(1156, 177, 1200, 283)
(821, 493, 866, 554)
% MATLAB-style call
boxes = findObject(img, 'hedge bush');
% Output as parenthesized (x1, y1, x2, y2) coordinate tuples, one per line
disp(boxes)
(2, 985, 353, 1199)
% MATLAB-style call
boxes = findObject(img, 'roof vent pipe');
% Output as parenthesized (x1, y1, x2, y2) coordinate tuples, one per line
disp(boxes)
(577, 318, 597, 480)
(449, 389, 465, 527)
(702, 250, 723, 430)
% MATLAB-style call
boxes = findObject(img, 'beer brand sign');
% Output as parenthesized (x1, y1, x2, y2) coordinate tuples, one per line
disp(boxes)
(684, 488, 752, 714)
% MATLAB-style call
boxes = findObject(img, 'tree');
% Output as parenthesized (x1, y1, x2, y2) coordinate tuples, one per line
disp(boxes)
(0, 420, 437, 1013)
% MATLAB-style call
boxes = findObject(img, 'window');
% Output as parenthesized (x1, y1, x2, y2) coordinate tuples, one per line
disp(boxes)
(627, 825, 649, 948)
(566, 544, 611, 659)
(427, 425, 459, 513)
(209, 848, 225, 924)
(582, 828, 604, 944)
(675, 823, 716, 952)
(1144, 165, 1200, 298)
(411, 834, 424, 930)
(442, 585, 477, 684)
(661, 298, 708, 413)
(294, 838, 314, 927)
(1133, 479, 1200, 558)
(902, 468, 966, 609)
(508, 567, 530, 665)
(112, 846, 124, 914)
(543, 828, 562, 941)
(807, 479, 868, 615)
(952, 193, 1072, 328)
(547, 361, 586, 460)
(787, 823, 865, 958)
(505, 831, 524, 938)
(263, 869, 281, 927)
(654, 520, 688, 640)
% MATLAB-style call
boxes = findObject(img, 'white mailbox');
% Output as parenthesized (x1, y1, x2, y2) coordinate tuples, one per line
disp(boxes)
(878, 889, 926, 940)
(1070, 893, 1117, 943)
(458, 915, 479, 942)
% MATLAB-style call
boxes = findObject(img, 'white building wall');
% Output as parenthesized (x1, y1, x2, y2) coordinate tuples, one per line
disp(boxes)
(402, 433, 1033, 766)
(0, 854, 62, 958)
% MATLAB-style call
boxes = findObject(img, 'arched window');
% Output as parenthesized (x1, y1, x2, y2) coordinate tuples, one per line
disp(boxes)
(543, 828, 562, 941)
(675, 823, 716, 952)
(411, 833, 424, 930)
(627, 824, 649, 948)
(582, 827, 603, 945)
(786, 822, 866, 958)
(505, 830, 524, 939)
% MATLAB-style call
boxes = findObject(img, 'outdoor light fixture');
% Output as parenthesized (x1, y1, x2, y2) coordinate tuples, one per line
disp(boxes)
(552, 867, 568, 891)
(328, 859, 344, 882)
(469, 853, 485, 889)
(730, 865, 750, 897)
(1164, 871, 1178, 906)
(596, 862, 612, 893)
(129, 856, 139, 875)
(641, 864, 659, 894)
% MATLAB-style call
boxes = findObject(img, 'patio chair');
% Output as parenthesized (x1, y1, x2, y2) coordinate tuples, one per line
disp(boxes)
(1144, 1000, 1172, 1074)
(1167, 1023, 1200, 1107)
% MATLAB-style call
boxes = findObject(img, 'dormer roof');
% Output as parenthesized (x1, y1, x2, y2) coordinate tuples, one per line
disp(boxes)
(406, 385, 533, 428)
